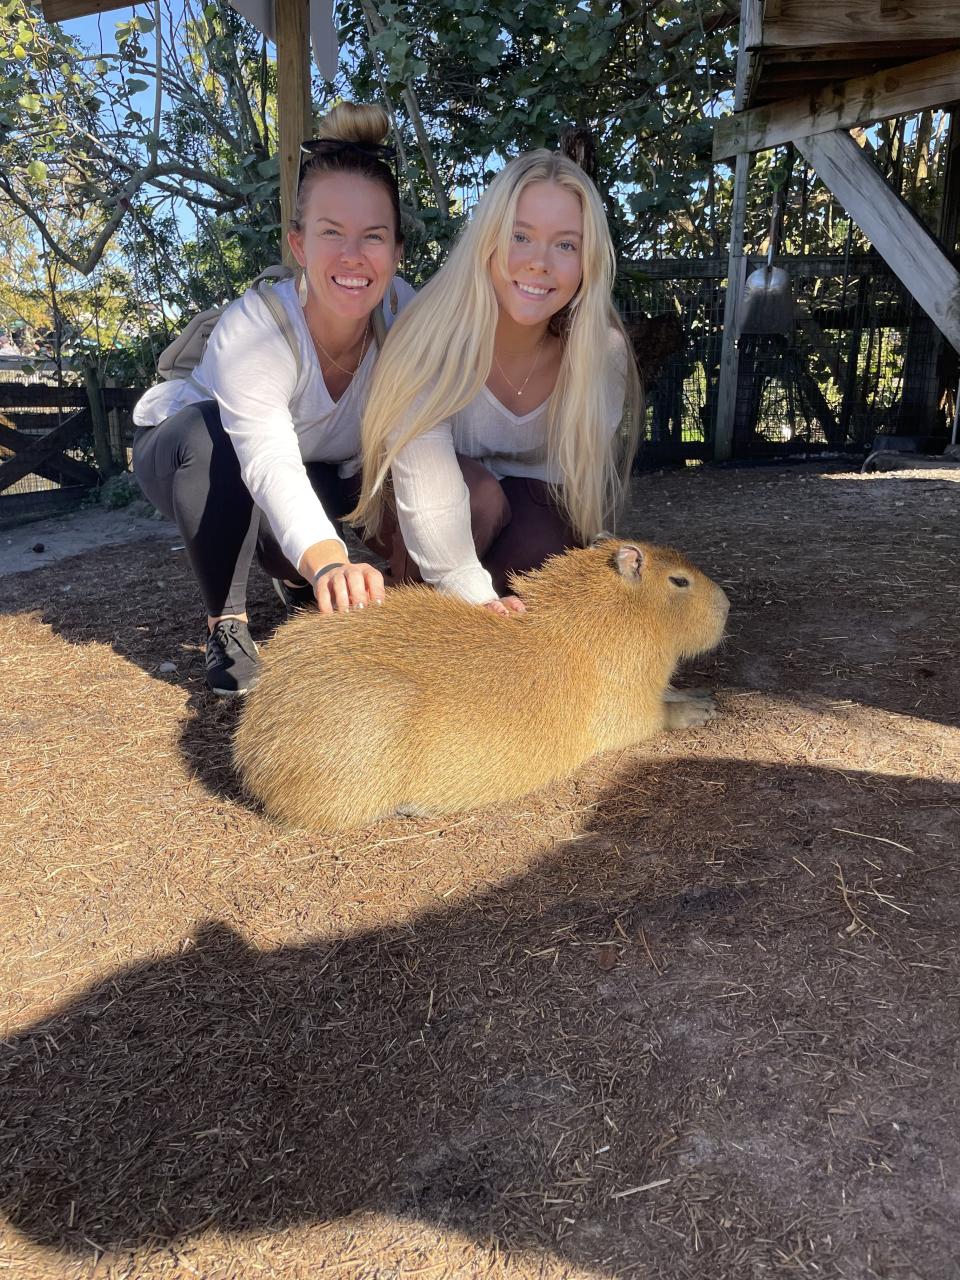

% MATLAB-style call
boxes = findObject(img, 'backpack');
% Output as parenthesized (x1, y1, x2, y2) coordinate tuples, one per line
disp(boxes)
(156, 264, 388, 383)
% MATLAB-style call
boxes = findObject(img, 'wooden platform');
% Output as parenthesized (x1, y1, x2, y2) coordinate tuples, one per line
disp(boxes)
(742, 0, 960, 105)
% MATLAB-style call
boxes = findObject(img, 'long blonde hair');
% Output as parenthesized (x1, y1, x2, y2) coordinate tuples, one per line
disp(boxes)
(350, 149, 643, 540)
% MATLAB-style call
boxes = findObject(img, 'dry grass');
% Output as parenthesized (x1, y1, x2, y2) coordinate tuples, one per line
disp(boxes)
(1, 463, 959, 1280)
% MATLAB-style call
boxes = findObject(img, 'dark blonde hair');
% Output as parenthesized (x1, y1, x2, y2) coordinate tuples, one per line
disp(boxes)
(293, 103, 403, 244)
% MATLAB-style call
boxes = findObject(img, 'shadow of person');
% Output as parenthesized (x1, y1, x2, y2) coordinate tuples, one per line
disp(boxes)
(0, 535, 286, 693)
(2, 758, 958, 1275)
(3, 479, 958, 730)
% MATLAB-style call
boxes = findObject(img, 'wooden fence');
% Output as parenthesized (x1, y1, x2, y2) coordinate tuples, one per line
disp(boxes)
(0, 382, 141, 526)
(1, 251, 954, 525)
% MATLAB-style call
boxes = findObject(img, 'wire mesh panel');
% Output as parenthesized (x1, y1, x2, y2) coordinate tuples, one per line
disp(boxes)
(619, 255, 953, 463)
(618, 264, 727, 462)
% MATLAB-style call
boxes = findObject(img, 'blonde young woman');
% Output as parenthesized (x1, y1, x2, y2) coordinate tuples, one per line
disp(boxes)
(352, 148, 642, 615)
(133, 103, 413, 694)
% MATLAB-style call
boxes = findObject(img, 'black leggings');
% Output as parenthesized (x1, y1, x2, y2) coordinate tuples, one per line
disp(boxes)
(132, 400, 359, 618)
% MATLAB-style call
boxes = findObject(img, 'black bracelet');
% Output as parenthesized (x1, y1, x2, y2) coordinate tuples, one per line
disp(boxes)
(311, 561, 346, 586)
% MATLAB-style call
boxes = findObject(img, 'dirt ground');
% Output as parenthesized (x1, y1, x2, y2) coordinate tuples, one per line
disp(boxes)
(1, 463, 958, 1280)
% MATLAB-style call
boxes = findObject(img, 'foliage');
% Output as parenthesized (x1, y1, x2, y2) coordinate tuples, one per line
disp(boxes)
(339, 0, 740, 266)
(0, 0, 295, 289)
(0, 0, 956, 390)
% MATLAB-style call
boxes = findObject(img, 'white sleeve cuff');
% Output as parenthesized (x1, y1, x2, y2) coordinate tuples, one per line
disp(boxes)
(436, 564, 498, 604)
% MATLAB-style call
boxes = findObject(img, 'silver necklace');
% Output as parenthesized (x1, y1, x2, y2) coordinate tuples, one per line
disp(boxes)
(492, 334, 547, 399)
(312, 322, 370, 378)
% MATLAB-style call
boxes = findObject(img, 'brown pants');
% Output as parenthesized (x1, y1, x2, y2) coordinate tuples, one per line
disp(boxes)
(378, 455, 580, 597)
(260, 455, 579, 599)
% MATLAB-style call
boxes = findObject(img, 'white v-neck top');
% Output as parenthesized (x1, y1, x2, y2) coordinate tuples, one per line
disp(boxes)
(390, 328, 628, 603)
(134, 275, 414, 572)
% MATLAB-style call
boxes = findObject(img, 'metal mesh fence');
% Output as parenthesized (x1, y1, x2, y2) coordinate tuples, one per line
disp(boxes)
(618, 255, 953, 462)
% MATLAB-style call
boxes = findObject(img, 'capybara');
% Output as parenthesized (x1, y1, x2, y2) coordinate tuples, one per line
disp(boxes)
(234, 539, 730, 831)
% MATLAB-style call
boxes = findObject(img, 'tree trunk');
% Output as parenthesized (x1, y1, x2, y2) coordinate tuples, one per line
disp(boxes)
(83, 360, 117, 478)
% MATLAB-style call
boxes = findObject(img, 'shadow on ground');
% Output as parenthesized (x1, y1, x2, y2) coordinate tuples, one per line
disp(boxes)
(3, 463, 959, 736)
(3, 758, 959, 1276)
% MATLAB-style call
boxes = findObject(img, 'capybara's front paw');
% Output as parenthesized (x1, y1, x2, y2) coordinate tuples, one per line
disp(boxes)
(664, 694, 718, 730)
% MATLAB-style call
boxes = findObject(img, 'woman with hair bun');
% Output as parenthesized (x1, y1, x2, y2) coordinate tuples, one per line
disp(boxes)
(351, 147, 642, 614)
(133, 102, 413, 695)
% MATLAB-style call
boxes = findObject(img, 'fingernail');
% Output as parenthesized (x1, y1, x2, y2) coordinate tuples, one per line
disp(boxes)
(356, 602, 365, 610)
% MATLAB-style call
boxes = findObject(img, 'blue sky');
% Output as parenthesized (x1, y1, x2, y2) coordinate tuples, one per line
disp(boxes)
(65, 6, 147, 54)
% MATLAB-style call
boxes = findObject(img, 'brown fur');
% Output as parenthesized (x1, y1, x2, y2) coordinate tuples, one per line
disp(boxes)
(233, 540, 730, 831)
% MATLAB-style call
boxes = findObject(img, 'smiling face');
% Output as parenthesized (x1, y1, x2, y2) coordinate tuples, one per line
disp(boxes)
(489, 180, 584, 328)
(288, 171, 401, 322)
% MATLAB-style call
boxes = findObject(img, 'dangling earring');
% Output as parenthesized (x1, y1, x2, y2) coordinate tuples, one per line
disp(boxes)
(298, 272, 308, 307)
(389, 280, 399, 315)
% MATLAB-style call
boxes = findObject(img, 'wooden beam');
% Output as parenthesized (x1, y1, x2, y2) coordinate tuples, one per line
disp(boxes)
(939, 108, 960, 255)
(624, 253, 889, 280)
(714, 151, 751, 461)
(763, 1, 959, 48)
(275, 0, 312, 267)
(40, 0, 142, 20)
(0, 422, 99, 488)
(0, 411, 91, 494)
(736, 0, 764, 111)
(715, 48, 960, 160)
(796, 129, 960, 353)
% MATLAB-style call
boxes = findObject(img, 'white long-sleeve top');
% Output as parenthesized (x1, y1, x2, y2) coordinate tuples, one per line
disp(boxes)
(134, 275, 414, 572)
(390, 328, 629, 604)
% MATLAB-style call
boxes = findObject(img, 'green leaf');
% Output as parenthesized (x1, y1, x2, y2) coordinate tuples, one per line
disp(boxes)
(94, 59, 108, 74)
(12, 43, 26, 58)
(370, 28, 399, 53)
(18, 93, 41, 113)
(125, 78, 149, 93)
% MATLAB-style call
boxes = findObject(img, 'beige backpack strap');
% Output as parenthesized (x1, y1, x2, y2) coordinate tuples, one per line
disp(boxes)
(254, 279, 303, 381)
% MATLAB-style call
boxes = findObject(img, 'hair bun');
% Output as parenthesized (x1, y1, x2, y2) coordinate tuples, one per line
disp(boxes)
(318, 102, 390, 147)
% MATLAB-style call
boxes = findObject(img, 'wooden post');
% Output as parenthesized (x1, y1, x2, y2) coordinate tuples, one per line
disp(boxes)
(939, 108, 960, 256)
(714, 152, 750, 461)
(275, 0, 312, 267)
(713, 0, 760, 461)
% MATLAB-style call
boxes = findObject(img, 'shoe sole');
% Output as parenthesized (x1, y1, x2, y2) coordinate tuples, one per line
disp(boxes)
(272, 576, 314, 614)
(208, 674, 261, 697)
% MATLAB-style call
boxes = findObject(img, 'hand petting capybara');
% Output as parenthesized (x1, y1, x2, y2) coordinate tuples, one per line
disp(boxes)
(234, 539, 729, 831)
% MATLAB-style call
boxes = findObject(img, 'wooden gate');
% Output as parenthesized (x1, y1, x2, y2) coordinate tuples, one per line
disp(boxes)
(0, 383, 141, 526)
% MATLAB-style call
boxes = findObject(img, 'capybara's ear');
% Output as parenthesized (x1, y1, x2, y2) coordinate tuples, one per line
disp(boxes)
(615, 544, 644, 579)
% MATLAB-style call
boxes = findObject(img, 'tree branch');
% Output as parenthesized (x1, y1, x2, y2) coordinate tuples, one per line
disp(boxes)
(360, 0, 448, 220)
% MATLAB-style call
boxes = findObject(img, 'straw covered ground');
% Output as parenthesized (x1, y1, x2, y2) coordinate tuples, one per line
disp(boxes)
(1, 463, 959, 1280)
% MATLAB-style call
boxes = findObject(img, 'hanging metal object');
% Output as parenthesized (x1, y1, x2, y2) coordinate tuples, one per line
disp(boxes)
(739, 186, 795, 337)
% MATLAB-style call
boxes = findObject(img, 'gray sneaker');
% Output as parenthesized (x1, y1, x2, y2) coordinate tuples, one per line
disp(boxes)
(205, 619, 259, 696)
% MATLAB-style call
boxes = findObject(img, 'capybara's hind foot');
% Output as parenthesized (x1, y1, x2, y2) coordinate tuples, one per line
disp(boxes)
(663, 693, 718, 730)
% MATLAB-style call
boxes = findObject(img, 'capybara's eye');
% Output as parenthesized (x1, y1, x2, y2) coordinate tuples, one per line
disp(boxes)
(669, 575, 690, 588)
